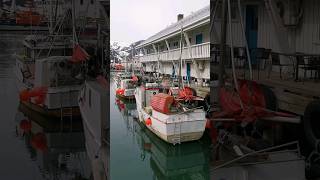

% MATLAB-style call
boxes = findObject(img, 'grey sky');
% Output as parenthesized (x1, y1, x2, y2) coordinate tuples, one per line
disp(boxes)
(110, 0, 209, 47)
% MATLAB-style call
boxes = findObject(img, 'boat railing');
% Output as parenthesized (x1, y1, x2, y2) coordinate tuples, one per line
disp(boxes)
(175, 105, 204, 115)
(140, 42, 210, 62)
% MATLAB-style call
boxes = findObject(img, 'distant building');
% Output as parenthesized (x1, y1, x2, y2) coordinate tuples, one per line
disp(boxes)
(136, 5, 210, 83)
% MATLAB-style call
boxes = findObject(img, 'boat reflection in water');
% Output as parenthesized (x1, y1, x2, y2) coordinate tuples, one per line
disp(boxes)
(115, 97, 211, 180)
(16, 101, 109, 180)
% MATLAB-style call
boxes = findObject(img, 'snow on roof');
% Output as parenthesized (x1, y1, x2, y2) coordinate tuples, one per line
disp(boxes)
(138, 5, 209, 48)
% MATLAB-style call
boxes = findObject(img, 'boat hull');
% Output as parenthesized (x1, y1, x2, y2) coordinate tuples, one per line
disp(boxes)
(20, 101, 81, 119)
(135, 87, 206, 144)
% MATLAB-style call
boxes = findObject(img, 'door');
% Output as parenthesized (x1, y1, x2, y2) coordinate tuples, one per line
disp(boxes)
(245, 5, 258, 64)
(186, 63, 191, 82)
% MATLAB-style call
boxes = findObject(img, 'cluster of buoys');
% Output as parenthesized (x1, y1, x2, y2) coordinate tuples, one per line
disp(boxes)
(19, 87, 48, 105)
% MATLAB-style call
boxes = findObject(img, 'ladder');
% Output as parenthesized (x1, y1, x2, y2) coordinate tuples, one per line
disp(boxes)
(172, 118, 182, 145)
(60, 91, 73, 132)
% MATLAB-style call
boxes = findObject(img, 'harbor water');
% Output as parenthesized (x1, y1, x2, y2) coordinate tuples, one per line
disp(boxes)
(110, 75, 212, 180)
(0, 33, 93, 179)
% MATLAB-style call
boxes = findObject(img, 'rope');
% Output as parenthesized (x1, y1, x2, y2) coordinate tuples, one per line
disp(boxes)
(227, 0, 244, 109)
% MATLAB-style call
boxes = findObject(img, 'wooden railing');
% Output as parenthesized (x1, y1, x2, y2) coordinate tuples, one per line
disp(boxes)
(140, 42, 210, 62)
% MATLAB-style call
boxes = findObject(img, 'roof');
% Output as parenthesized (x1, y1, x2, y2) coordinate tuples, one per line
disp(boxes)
(137, 5, 210, 48)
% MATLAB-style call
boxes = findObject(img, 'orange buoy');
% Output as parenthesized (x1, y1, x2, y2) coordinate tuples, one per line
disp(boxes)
(116, 88, 124, 95)
(145, 118, 152, 126)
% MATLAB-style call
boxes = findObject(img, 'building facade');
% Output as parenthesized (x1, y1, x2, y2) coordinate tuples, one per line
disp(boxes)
(211, 0, 319, 77)
(136, 5, 210, 83)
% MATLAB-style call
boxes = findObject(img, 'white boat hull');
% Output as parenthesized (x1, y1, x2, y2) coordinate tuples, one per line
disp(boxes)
(135, 87, 206, 144)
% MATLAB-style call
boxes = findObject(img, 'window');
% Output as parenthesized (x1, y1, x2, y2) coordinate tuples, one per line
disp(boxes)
(91, 0, 94, 4)
(80, 0, 83, 5)
(196, 34, 203, 44)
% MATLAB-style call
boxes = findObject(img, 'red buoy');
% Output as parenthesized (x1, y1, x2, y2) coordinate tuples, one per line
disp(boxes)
(145, 118, 152, 126)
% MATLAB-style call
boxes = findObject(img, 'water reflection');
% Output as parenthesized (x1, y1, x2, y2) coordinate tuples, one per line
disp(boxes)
(114, 96, 211, 180)
(16, 102, 91, 180)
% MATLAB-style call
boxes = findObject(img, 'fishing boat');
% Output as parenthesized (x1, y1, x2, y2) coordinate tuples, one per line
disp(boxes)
(19, 56, 83, 118)
(79, 77, 109, 180)
(135, 82, 207, 144)
(115, 77, 137, 100)
(0, 0, 48, 31)
(77, 0, 110, 178)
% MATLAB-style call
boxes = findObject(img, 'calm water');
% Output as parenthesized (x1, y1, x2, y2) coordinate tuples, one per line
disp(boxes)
(110, 77, 212, 180)
(0, 33, 93, 179)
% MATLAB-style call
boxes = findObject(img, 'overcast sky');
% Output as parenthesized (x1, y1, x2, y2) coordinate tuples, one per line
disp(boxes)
(110, 0, 209, 47)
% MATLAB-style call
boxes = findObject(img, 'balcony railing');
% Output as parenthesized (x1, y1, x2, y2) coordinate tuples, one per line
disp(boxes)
(140, 42, 210, 62)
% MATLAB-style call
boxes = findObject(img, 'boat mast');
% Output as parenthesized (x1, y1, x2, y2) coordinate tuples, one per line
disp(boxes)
(71, 0, 77, 46)
(218, 0, 227, 89)
(178, 27, 183, 89)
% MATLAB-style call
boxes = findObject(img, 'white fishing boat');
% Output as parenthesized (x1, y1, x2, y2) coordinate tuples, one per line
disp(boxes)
(115, 78, 137, 100)
(19, 56, 83, 118)
(135, 82, 207, 144)
(78, 78, 109, 179)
